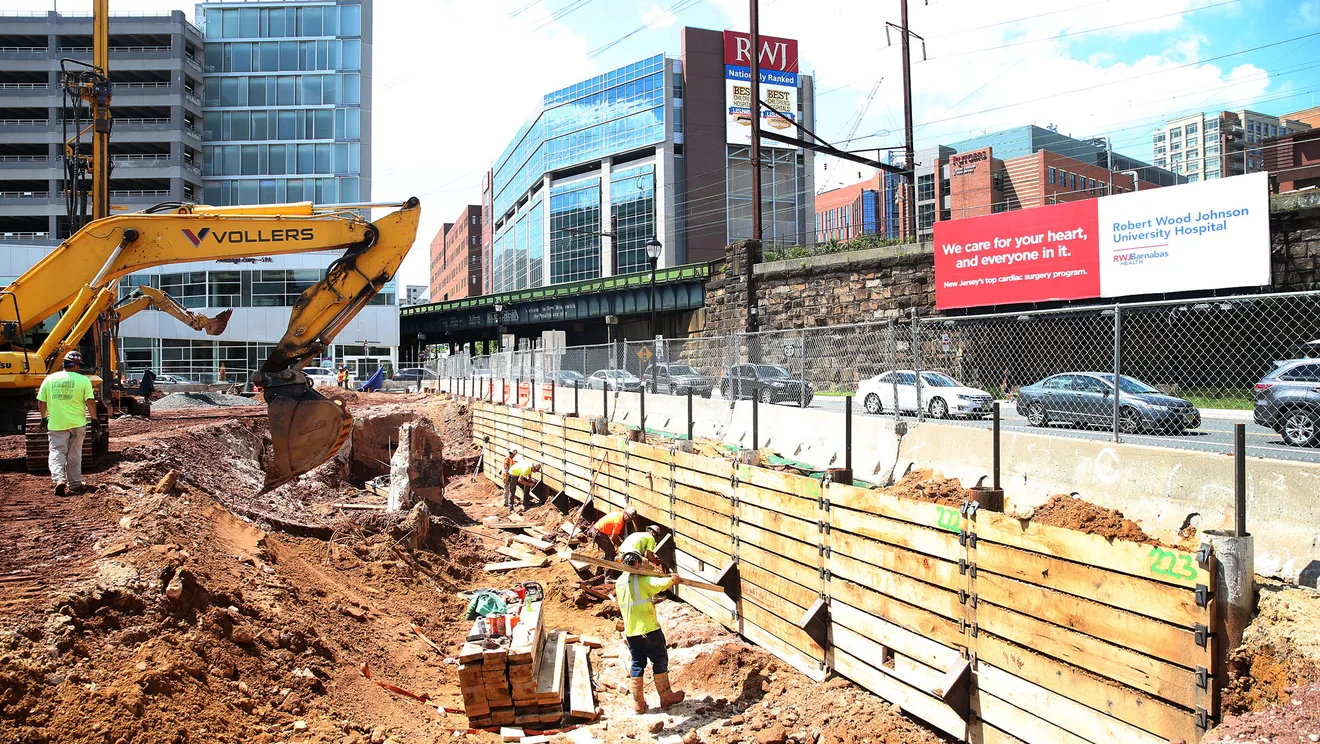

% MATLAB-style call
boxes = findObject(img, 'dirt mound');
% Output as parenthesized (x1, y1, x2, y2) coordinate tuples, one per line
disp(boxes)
(1206, 685, 1320, 742)
(1222, 584, 1320, 716)
(676, 643, 775, 702)
(882, 468, 968, 506)
(703, 676, 944, 744)
(1029, 493, 1159, 544)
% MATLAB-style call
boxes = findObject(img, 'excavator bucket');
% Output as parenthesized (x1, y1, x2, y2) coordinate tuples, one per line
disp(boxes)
(203, 309, 233, 336)
(263, 384, 353, 491)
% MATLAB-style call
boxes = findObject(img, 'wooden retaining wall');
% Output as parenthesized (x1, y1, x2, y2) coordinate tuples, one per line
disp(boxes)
(471, 401, 1220, 742)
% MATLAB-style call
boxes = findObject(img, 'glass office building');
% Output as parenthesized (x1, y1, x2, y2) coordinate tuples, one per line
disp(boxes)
(199, 0, 369, 206)
(483, 34, 815, 294)
(114, 0, 392, 381)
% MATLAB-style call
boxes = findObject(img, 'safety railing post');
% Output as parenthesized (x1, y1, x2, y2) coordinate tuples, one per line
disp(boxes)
(1112, 304, 1122, 443)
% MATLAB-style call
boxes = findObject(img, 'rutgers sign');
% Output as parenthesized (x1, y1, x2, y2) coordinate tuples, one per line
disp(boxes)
(723, 31, 799, 73)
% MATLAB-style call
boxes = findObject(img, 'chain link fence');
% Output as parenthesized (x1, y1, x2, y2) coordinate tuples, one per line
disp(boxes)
(427, 290, 1320, 442)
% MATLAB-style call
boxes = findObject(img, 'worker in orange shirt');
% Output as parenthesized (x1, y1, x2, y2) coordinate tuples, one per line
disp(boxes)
(589, 506, 637, 563)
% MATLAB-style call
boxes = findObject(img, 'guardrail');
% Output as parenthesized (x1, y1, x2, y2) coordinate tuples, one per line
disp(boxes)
(0, 47, 50, 54)
(0, 119, 50, 126)
(0, 156, 49, 162)
(109, 189, 169, 198)
(0, 83, 48, 90)
(0, 232, 51, 241)
(59, 46, 172, 54)
(114, 81, 170, 89)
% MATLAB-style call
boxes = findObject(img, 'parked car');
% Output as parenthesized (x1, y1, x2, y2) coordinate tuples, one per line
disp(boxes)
(1016, 372, 1201, 433)
(303, 367, 338, 387)
(856, 370, 993, 419)
(586, 369, 643, 391)
(1253, 359, 1320, 446)
(152, 373, 198, 385)
(644, 363, 713, 397)
(719, 364, 813, 406)
(392, 367, 437, 382)
(554, 370, 588, 386)
(1275, 339, 1320, 368)
(473, 369, 493, 379)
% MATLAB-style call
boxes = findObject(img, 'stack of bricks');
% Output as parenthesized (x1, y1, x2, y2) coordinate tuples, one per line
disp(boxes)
(457, 600, 556, 728)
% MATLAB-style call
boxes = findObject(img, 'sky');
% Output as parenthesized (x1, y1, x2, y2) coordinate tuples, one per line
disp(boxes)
(6, 0, 1318, 296)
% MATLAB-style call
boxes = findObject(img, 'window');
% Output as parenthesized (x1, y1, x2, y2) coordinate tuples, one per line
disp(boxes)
(1282, 364, 1320, 382)
(1043, 375, 1074, 390)
(1171, 152, 1183, 164)
(917, 174, 935, 202)
(1170, 141, 1181, 151)
(1153, 132, 1166, 143)
(1048, 167, 1056, 184)
(1186, 122, 1198, 135)
(1070, 173, 1078, 190)
(1170, 127, 1182, 138)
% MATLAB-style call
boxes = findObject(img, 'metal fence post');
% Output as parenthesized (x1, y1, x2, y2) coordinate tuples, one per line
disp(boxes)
(913, 313, 924, 422)
(574, 379, 580, 416)
(752, 390, 759, 451)
(799, 327, 807, 407)
(1112, 303, 1122, 442)
(889, 319, 900, 423)
(687, 389, 694, 441)
(640, 385, 646, 433)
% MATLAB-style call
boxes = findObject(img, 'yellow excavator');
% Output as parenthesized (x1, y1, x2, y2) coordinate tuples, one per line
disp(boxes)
(111, 286, 234, 338)
(2, 0, 422, 490)
(1, 198, 421, 489)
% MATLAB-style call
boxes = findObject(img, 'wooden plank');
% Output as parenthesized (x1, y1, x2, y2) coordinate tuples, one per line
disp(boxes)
(977, 634, 1196, 743)
(568, 645, 595, 718)
(831, 623, 945, 694)
(673, 529, 732, 570)
(625, 439, 674, 465)
(977, 602, 1199, 709)
(673, 448, 733, 479)
(831, 530, 965, 594)
(828, 552, 963, 622)
(738, 612, 826, 683)
(830, 505, 963, 561)
(740, 600, 824, 659)
(976, 572, 1204, 669)
(737, 481, 820, 523)
(673, 466, 734, 499)
(830, 600, 963, 672)
(511, 534, 555, 552)
(497, 546, 542, 562)
(739, 560, 819, 613)
(976, 663, 1167, 744)
(972, 691, 1090, 744)
(674, 512, 735, 556)
(673, 481, 733, 517)
(736, 499, 819, 545)
(484, 558, 549, 572)
(672, 495, 732, 535)
(534, 631, 567, 704)
(734, 520, 820, 570)
(976, 542, 1206, 628)
(736, 541, 822, 593)
(832, 647, 967, 740)
(736, 464, 822, 502)
(828, 576, 966, 651)
(829, 483, 960, 534)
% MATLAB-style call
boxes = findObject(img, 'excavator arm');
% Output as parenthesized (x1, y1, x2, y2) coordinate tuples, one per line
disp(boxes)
(0, 197, 421, 488)
(111, 286, 233, 336)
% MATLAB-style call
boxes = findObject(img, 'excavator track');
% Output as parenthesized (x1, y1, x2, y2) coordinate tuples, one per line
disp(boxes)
(25, 408, 107, 474)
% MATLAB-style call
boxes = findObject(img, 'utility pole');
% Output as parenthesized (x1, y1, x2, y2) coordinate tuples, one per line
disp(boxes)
(899, 0, 916, 243)
(747, 0, 762, 334)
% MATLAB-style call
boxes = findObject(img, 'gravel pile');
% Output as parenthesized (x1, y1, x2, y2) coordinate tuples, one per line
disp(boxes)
(152, 391, 258, 410)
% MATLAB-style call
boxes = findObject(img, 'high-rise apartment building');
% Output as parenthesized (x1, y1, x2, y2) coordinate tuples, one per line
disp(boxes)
(1152, 110, 1311, 182)
(431, 205, 481, 303)
(0, 11, 204, 249)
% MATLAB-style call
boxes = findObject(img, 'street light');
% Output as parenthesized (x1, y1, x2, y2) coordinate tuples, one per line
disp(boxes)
(645, 237, 662, 392)
(494, 302, 506, 351)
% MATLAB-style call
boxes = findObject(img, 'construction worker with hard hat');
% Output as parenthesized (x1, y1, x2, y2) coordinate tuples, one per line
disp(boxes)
(589, 506, 637, 562)
(36, 351, 98, 497)
(616, 549, 686, 714)
(621, 524, 668, 570)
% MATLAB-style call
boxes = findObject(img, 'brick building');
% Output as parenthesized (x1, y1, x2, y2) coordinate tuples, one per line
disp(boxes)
(941, 146, 1162, 221)
(430, 205, 482, 302)
(814, 173, 883, 241)
(1264, 128, 1320, 193)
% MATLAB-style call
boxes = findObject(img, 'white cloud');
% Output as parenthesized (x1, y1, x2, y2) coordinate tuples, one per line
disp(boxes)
(641, 3, 678, 30)
(1296, 0, 1320, 28)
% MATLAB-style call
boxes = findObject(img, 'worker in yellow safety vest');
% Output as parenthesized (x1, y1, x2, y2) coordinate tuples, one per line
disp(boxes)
(615, 550, 686, 714)
(506, 454, 541, 512)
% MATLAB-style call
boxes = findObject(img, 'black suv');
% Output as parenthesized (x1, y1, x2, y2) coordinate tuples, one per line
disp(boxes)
(719, 364, 813, 406)
(1254, 359, 1320, 446)
(644, 363, 713, 397)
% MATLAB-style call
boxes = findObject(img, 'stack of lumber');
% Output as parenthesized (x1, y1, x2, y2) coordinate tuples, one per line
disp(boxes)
(456, 600, 548, 728)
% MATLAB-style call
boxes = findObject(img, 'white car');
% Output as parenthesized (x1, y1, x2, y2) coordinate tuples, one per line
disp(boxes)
(856, 370, 994, 419)
(303, 367, 338, 387)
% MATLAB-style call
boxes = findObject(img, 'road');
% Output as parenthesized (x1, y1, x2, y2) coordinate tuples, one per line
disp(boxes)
(794, 395, 1320, 464)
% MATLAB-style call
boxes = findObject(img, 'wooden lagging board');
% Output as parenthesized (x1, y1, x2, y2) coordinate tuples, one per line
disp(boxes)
(472, 403, 1219, 743)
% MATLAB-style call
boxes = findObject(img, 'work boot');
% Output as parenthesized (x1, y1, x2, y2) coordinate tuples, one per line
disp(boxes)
(630, 676, 648, 714)
(54, 482, 66, 497)
(655, 672, 685, 708)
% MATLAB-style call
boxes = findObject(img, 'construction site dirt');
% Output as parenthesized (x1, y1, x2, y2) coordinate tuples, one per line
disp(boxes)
(1, 394, 1316, 743)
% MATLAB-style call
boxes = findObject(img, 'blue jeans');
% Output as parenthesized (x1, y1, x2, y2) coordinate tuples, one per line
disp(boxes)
(626, 629, 669, 678)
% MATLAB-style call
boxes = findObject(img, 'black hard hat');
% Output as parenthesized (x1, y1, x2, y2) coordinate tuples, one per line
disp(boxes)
(621, 551, 643, 568)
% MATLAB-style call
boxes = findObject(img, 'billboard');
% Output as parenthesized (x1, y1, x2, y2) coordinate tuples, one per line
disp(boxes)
(723, 31, 800, 149)
(934, 171, 1271, 310)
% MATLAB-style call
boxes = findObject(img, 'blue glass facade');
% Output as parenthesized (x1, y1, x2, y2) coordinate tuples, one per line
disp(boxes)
(493, 55, 666, 218)
(610, 164, 656, 275)
(200, 1, 366, 206)
(549, 178, 602, 285)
